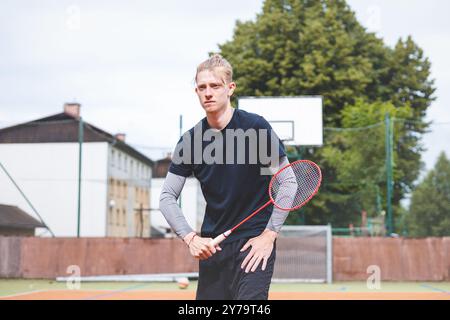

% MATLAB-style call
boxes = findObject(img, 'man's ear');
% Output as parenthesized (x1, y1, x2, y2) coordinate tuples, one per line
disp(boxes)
(228, 82, 236, 97)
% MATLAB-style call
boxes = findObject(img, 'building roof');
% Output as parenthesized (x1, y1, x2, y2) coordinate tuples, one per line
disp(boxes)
(0, 112, 154, 167)
(152, 155, 172, 178)
(0, 204, 46, 229)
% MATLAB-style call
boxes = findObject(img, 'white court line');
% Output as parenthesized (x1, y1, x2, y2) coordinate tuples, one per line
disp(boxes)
(0, 289, 46, 299)
(0, 289, 110, 300)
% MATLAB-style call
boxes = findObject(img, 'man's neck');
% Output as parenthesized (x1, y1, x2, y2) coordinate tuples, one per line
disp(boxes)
(206, 105, 234, 130)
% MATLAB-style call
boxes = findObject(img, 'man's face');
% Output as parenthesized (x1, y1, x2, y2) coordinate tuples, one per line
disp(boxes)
(195, 69, 235, 114)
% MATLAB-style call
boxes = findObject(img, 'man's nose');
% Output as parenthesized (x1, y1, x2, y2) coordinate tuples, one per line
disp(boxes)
(205, 86, 213, 97)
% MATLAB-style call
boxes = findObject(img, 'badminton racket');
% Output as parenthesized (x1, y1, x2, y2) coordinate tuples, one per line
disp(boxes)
(210, 159, 322, 246)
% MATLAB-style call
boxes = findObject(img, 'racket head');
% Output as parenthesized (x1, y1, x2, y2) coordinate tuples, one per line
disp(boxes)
(268, 159, 322, 211)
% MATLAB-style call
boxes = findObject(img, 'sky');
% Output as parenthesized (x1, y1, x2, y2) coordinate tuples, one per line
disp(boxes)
(0, 0, 449, 175)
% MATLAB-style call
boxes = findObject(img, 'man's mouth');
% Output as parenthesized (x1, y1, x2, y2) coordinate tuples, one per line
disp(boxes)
(204, 101, 215, 104)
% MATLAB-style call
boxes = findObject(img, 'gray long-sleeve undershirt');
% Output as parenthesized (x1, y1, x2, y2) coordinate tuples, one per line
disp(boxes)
(159, 157, 291, 239)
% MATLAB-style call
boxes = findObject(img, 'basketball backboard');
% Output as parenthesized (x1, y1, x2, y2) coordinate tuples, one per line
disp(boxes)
(237, 96, 323, 146)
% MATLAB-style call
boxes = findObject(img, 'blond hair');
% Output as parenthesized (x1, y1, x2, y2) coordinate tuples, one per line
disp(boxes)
(195, 54, 233, 84)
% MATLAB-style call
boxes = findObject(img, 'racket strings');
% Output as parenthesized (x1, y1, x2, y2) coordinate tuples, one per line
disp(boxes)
(270, 161, 321, 210)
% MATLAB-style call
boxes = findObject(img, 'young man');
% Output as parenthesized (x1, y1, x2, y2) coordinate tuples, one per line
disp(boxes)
(159, 54, 290, 300)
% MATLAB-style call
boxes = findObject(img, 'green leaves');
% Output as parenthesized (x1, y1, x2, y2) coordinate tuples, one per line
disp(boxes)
(408, 152, 450, 237)
(320, 101, 414, 222)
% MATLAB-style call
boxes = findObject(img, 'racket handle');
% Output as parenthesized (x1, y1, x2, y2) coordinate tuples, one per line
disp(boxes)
(210, 230, 231, 247)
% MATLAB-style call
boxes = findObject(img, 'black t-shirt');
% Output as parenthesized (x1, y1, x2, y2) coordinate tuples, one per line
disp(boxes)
(169, 109, 286, 243)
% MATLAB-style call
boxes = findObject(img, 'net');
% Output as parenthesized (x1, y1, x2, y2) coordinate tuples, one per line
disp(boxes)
(273, 225, 332, 283)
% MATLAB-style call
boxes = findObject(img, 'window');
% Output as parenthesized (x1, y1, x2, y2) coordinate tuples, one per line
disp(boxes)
(109, 208, 114, 226)
(111, 150, 115, 167)
(122, 209, 127, 227)
(130, 160, 134, 177)
(116, 209, 120, 226)
(109, 178, 114, 196)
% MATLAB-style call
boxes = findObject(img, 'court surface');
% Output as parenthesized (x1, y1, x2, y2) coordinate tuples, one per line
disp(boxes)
(1, 280, 449, 300)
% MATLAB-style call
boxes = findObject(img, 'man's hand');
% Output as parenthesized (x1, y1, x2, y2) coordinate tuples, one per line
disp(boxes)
(240, 229, 277, 273)
(184, 233, 222, 260)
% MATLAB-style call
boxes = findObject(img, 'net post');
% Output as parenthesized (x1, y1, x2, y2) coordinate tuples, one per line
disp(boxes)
(326, 224, 333, 284)
(77, 116, 83, 238)
(385, 112, 393, 236)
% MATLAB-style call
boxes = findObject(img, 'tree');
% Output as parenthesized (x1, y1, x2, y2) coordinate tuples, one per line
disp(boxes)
(217, 0, 435, 228)
(314, 100, 413, 227)
(407, 152, 450, 237)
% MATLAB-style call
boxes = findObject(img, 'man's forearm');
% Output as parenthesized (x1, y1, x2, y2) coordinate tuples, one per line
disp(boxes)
(265, 156, 290, 234)
(159, 172, 195, 239)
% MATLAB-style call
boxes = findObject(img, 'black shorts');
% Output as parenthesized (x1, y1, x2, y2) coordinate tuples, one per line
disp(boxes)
(196, 238, 276, 300)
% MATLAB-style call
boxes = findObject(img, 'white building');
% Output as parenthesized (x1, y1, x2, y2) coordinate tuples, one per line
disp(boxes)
(0, 103, 154, 237)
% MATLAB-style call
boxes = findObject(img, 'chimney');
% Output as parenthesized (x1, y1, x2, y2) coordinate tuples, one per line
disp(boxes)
(115, 133, 126, 142)
(64, 102, 81, 118)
